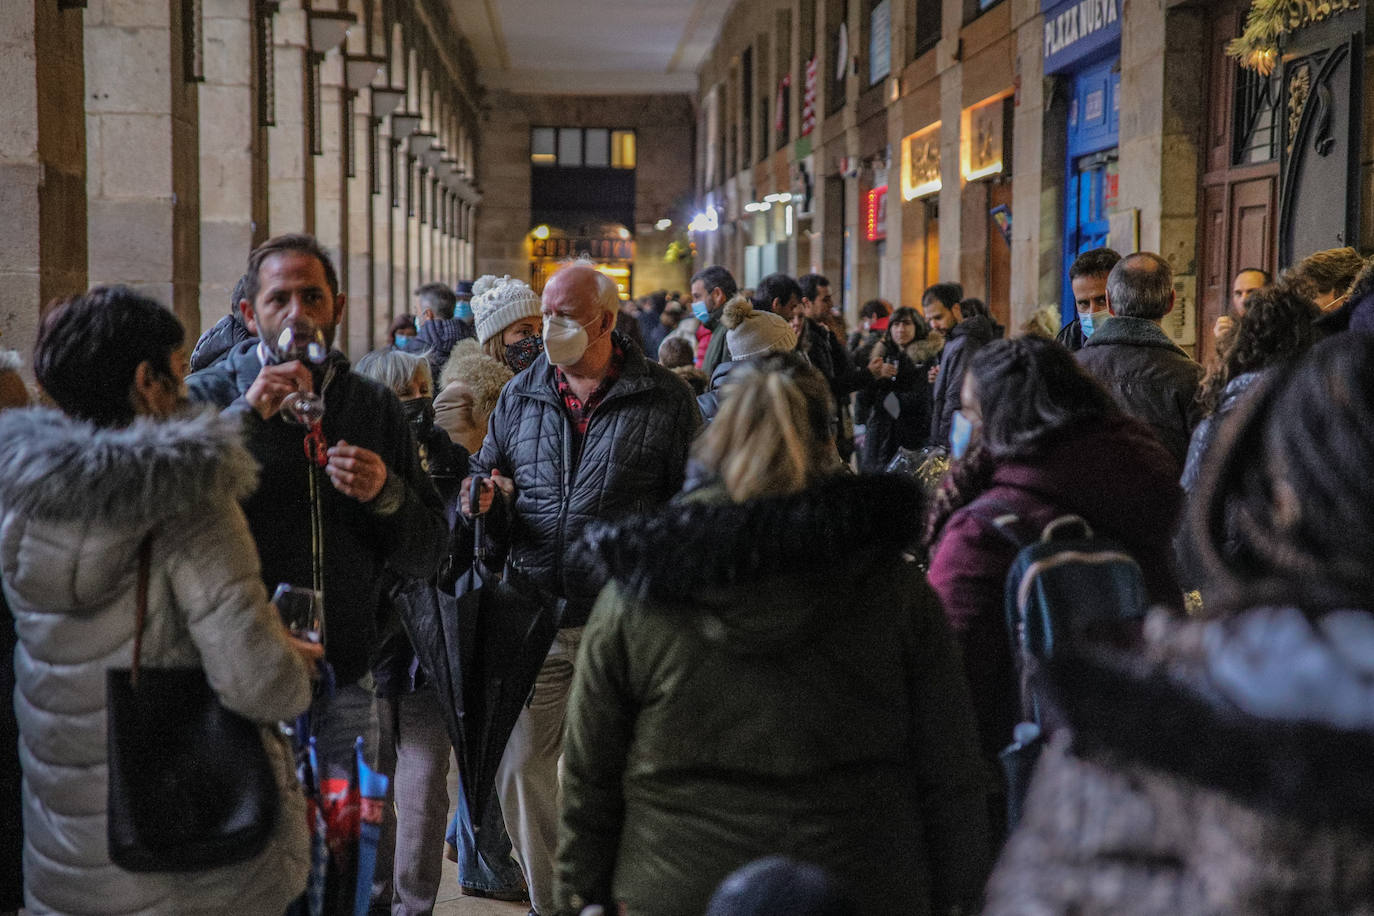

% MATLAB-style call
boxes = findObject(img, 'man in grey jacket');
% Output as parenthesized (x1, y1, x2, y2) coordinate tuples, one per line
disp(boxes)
(1076, 252, 1204, 468)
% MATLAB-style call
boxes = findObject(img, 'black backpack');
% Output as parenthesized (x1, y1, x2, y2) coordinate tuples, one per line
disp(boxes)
(975, 508, 1149, 827)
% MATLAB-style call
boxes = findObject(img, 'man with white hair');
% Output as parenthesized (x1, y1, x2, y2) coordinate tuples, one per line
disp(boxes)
(460, 261, 700, 916)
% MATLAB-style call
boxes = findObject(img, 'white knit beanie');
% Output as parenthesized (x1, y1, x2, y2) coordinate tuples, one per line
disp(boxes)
(472, 274, 543, 345)
(722, 297, 797, 360)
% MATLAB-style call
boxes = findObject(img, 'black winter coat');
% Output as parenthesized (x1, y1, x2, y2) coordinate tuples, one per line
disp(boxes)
(930, 315, 1002, 445)
(470, 334, 701, 628)
(187, 341, 449, 684)
(1075, 316, 1204, 468)
(858, 342, 935, 474)
(189, 312, 255, 373)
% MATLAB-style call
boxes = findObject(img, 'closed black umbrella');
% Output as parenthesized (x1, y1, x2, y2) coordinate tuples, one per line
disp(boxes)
(393, 477, 557, 829)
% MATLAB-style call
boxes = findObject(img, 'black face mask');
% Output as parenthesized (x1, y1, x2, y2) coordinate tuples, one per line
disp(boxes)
(402, 396, 435, 440)
(505, 335, 544, 373)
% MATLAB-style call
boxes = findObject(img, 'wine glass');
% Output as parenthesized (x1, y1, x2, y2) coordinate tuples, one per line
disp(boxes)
(265, 317, 329, 426)
(271, 583, 323, 644)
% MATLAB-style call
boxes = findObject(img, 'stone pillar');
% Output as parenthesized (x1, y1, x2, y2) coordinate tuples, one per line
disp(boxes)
(346, 91, 375, 356)
(0, 0, 86, 362)
(200, 0, 264, 332)
(936, 0, 964, 285)
(86, 0, 200, 332)
(269, 0, 312, 234)
(1009, 0, 1046, 327)
(371, 127, 396, 341)
(315, 53, 350, 346)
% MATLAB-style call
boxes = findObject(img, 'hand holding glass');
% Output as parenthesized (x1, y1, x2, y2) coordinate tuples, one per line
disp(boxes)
(271, 584, 322, 644)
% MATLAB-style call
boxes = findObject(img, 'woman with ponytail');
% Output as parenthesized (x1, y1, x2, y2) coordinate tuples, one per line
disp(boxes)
(924, 336, 1182, 840)
(554, 353, 991, 916)
(983, 334, 1374, 915)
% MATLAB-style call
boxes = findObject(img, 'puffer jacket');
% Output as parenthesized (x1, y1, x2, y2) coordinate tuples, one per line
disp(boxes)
(695, 359, 735, 423)
(1076, 316, 1204, 468)
(555, 476, 991, 916)
(469, 333, 701, 628)
(0, 408, 313, 916)
(189, 311, 255, 373)
(983, 606, 1374, 914)
(930, 315, 1002, 445)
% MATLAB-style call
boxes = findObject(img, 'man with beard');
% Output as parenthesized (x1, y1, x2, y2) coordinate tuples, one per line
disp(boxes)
(187, 233, 447, 780)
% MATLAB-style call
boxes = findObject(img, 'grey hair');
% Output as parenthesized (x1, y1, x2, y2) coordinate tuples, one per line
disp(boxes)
(0, 350, 21, 373)
(593, 270, 621, 314)
(354, 347, 431, 396)
(1106, 252, 1174, 320)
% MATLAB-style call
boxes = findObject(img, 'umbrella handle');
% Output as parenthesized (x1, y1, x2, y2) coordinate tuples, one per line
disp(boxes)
(470, 475, 487, 562)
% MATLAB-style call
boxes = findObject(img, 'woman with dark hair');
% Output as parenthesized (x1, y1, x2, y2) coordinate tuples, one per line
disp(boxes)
(1184, 285, 1320, 497)
(983, 334, 1374, 913)
(925, 336, 1182, 834)
(555, 353, 990, 916)
(0, 287, 318, 914)
(856, 306, 941, 473)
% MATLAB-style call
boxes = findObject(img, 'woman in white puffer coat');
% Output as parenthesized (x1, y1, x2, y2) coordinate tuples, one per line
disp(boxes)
(0, 286, 318, 915)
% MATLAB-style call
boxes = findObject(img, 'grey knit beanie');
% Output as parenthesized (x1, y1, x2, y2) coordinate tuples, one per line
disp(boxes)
(721, 296, 797, 360)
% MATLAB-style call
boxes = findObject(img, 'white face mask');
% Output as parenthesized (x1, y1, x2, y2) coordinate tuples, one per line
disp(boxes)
(543, 312, 607, 366)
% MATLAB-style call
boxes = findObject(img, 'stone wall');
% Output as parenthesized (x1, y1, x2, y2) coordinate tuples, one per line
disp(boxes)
(473, 91, 696, 298)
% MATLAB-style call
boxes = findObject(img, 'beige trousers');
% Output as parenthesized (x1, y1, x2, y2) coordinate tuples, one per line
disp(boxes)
(496, 626, 583, 916)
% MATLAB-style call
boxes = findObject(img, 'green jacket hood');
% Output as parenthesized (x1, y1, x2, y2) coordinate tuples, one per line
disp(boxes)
(576, 474, 924, 654)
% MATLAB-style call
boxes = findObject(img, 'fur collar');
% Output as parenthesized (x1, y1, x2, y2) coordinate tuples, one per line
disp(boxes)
(1044, 628, 1374, 830)
(0, 407, 258, 526)
(1082, 315, 1189, 356)
(577, 474, 923, 606)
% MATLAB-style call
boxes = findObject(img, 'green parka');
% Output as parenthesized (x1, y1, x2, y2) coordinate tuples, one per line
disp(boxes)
(554, 475, 990, 916)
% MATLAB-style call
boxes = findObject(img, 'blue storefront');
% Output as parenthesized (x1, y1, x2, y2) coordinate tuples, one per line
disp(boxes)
(1043, 0, 1123, 322)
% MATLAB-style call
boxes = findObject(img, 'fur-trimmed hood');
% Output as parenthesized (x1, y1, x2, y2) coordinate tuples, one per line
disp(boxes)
(577, 474, 924, 651)
(0, 407, 258, 527)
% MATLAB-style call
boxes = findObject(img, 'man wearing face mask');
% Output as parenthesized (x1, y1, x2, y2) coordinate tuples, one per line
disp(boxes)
(689, 264, 739, 375)
(459, 261, 701, 916)
(1055, 248, 1121, 352)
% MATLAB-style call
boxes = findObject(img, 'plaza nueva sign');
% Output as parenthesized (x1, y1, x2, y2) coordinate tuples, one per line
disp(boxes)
(1043, 0, 1120, 74)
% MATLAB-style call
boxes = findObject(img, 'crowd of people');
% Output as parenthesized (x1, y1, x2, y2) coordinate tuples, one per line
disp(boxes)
(1, 229, 1373, 916)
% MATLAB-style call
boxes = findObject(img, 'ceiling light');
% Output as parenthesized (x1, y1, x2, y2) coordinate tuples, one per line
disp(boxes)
(344, 54, 386, 91)
(655, 218, 672, 231)
(370, 87, 406, 119)
(407, 130, 436, 158)
(688, 207, 719, 233)
(307, 9, 355, 53)
(532, 225, 550, 240)
(389, 111, 422, 138)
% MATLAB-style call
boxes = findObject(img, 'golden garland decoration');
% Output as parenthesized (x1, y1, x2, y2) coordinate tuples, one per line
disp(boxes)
(1228, 0, 1360, 74)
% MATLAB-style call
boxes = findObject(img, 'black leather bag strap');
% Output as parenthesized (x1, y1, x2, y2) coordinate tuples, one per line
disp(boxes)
(131, 532, 154, 688)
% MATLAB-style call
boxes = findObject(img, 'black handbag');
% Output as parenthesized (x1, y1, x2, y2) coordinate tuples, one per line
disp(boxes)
(106, 533, 279, 872)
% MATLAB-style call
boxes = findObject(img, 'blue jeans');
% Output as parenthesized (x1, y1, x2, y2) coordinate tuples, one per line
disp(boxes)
(446, 784, 524, 894)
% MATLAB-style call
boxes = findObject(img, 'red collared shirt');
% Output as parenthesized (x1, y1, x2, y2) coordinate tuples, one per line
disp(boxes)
(555, 340, 625, 438)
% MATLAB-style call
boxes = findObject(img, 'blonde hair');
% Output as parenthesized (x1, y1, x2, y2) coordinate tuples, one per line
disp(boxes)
(692, 354, 834, 502)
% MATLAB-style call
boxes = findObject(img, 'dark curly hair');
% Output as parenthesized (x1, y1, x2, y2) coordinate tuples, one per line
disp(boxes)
(1192, 333, 1374, 614)
(34, 286, 185, 428)
(1198, 283, 1319, 415)
(924, 336, 1118, 546)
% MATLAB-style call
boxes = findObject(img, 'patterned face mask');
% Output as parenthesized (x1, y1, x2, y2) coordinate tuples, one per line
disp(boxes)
(505, 334, 544, 372)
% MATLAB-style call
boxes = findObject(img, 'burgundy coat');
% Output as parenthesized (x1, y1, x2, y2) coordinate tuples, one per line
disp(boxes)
(927, 415, 1183, 760)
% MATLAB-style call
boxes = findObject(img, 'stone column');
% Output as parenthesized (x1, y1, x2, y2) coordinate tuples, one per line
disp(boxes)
(936, 0, 964, 285)
(86, 0, 201, 332)
(314, 53, 350, 345)
(200, 0, 264, 329)
(371, 126, 395, 340)
(0, 0, 86, 362)
(346, 91, 375, 355)
(1008, 0, 1046, 326)
(269, 0, 312, 234)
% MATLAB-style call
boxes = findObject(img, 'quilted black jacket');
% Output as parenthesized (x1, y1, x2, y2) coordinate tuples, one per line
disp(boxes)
(470, 334, 701, 628)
